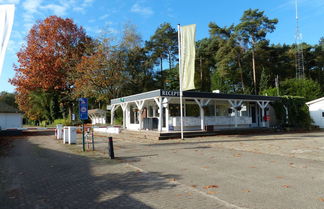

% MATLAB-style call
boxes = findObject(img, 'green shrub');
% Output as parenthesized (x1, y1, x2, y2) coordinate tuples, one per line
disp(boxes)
(53, 118, 72, 126)
(271, 96, 313, 129)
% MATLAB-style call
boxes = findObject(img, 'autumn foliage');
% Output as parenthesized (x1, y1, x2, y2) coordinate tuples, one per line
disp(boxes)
(10, 16, 91, 120)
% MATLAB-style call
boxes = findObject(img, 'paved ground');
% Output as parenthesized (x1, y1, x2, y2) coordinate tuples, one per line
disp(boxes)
(1, 130, 324, 208)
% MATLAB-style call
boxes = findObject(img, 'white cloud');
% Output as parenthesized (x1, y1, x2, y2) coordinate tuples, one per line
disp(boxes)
(73, 0, 94, 12)
(131, 3, 153, 16)
(41, 3, 68, 16)
(0, 0, 20, 4)
(99, 14, 109, 20)
(22, 0, 42, 13)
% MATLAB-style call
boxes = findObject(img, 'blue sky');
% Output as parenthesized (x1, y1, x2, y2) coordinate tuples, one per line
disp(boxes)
(1, 0, 324, 93)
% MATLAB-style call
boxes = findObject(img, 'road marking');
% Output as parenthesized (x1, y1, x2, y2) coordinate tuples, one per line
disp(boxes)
(126, 163, 247, 209)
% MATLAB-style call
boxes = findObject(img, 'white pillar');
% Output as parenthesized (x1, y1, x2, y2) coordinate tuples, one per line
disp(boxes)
(110, 105, 115, 125)
(257, 101, 269, 128)
(121, 103, 128, 129)
(194, 99, 211, 131)
(153, 106, 156, 117)
(200, 106, 204, 130)
(135, 100, 145, 130)
(154, 97, 163, 132)
(163, 98, 169, 131)
(228, 100, 243, 128)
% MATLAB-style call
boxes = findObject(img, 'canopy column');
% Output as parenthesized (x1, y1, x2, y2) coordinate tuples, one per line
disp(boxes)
(228, 100, 243, 128)
(162, 98, 169, 131)
(194, 98, 211, 131)
(257, 101, 270, 127)
(154, 97, 163, 132)
(135, 100, 145, 130)
(121, 103, 128, 129)
(110, 104, 116, 125)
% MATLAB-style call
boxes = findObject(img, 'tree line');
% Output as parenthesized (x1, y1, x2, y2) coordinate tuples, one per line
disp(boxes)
(8, 9, 324, 124)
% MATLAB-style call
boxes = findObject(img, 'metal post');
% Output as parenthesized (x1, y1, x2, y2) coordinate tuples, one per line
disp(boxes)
(82, 121, 85, 152)
(178, 24, 184, 140)
(91, 126, 95, 151)
(108, 137, 115, 159)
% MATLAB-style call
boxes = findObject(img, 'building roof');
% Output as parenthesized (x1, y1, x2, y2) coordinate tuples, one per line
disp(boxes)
(306, 97, 324, 106)
(0, 102, 21, 113)
(110, 89, 281, 105)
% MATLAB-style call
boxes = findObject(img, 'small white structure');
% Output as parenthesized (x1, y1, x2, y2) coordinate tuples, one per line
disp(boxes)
(88, 109, 106, 125)
(63, 126, 77, 144)
(0, 102, 23, 130)
(56, 124, 63, 139)
(63, 126, 69, 143)
(306, 97, 324, 128)
(68, 126, 77, 144)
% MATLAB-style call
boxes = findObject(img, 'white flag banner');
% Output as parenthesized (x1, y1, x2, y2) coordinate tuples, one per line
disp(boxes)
(0, 4, 15, 78)
(180, 24, 196, 91)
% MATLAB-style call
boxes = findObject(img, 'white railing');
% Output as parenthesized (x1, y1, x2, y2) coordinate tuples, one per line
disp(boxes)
(169, 116, 252, 127)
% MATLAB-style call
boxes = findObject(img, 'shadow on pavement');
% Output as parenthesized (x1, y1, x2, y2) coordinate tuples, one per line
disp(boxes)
(22, 130, 55, 136)
(146, 136, 315, 147)
(0, 140, 180, 209)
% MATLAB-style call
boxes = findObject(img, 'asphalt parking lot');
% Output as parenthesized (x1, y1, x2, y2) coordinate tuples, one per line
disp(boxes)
(1, 130, 324, 209)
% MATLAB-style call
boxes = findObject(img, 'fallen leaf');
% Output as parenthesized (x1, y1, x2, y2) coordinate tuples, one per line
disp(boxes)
(191, 185, 197, 188)
(169, 178, 176, 182)
(242, 189, 251, 193)
(319, 198, 324, 202)
(202, 166, 209, 169)
(207, 191, 217, 194)
(249, 166, 256, 168)
(203, 185, 219, 189)
(282, 185, 290, 188)
(233, 153, 241, 157)
(276, 176, 284, 179)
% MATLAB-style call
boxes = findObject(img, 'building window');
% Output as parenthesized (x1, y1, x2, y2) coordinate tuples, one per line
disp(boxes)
(169, 104, 180, 116)
(322, 112, 324, 117)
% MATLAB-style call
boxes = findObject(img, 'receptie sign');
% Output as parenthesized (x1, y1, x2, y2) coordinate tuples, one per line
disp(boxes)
(79, 98, 88, 120)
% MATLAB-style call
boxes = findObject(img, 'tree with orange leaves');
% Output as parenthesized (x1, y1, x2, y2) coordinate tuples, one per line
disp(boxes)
(10, 16, 92, 121)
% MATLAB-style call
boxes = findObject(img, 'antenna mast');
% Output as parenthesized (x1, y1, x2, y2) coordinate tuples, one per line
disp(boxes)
(295, 0, 305, 79)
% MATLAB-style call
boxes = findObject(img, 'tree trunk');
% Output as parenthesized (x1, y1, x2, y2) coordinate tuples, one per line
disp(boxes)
(237, 57, 245, 92)
(252, 48, 257, 95)
(160, 56, 163, 89)
(68, 104, 72, 121)
(168, 50, 172, 70)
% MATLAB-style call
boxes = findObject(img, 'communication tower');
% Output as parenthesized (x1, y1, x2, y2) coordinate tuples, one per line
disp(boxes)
(295, 0, 305, 79)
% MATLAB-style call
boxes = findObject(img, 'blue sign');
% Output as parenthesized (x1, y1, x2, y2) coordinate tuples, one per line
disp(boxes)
(79, 98, 88, 120)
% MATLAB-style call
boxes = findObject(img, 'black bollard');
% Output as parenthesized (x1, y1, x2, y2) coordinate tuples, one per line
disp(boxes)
(108, 137, 115, 159)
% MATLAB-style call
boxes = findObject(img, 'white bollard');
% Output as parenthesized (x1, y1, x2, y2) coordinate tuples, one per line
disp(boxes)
(63, 126, 69, 144)
(68, 126, 77, 144)
(56, 124, 63, 139)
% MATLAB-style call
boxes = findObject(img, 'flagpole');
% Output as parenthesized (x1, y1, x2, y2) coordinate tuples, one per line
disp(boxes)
(178, 24, 184, 140)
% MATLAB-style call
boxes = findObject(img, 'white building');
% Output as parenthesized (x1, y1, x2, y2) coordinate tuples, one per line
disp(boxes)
(108, 89, 280, 132)
(88, 109, 106, 125)
(0, 102, 23, 130)
(306, 97, 324, 128)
